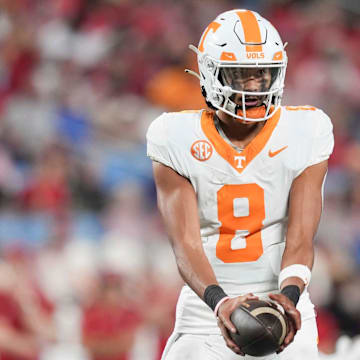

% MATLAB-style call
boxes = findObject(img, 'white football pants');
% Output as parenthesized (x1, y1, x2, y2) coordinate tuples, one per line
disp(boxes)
(162, 316, 319, 360)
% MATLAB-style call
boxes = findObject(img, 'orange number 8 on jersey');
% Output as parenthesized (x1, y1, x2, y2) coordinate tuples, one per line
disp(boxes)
(216, 184, 265, 263)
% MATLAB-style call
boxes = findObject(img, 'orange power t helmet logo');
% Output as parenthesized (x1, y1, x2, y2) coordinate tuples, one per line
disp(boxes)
(237, 10, 264, 58)
(191, 140, 213, 161)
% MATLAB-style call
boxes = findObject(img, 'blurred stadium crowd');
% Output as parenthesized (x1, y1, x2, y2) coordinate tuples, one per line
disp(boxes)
(0, 0, 359, 359)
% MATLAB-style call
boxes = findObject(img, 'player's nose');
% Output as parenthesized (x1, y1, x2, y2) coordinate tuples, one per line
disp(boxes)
(244, 79, 261, 92)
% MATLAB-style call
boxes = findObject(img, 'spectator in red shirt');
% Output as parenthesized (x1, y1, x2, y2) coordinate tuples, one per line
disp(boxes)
(19, 144, 70, 216)
(0, 249, 55, 360)
(82, 272, 142, 360)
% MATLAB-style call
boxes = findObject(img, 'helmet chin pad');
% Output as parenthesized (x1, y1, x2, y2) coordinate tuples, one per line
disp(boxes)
(235, 105, 274, 122)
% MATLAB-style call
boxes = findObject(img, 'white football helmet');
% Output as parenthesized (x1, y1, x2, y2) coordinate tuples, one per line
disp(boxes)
(189, 9, 287, 122)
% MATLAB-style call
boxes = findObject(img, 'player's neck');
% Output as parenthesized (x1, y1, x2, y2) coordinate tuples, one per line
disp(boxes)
(215, 110, 266, 149)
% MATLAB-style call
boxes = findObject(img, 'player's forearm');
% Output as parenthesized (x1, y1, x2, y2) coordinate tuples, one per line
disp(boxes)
(153, 162, 223, 304)
(173, 240, 219, 297)
(280, 161, 326, 294)
(280, 217, 318, 294)
(281, 235, 315, 270)
(284, 192, 321, 271)
(157, 188, 218, 298)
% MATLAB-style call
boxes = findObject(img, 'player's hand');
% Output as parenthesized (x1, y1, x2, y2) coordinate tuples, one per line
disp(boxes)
(269, 293, 301, 353)
(217, 293, 259, 356)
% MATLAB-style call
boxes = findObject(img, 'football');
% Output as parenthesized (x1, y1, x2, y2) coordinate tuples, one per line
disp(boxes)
(230, 299, 288, 357)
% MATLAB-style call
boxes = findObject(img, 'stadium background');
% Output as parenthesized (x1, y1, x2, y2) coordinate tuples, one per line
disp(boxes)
(0, 0, 359, 359)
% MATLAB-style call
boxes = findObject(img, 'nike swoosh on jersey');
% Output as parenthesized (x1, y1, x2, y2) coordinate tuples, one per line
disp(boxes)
(268, 146, 288, 158)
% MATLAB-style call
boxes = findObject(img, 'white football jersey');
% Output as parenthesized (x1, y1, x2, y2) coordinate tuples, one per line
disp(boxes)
(146, 106, 334, 334)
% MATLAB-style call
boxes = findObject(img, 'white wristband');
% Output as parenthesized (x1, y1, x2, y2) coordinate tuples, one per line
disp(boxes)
(278, 264, 311, 289)
(214, 296, 230, 318)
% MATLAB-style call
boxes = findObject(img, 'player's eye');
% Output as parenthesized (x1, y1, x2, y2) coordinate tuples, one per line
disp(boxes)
(233, 69, 244, 78)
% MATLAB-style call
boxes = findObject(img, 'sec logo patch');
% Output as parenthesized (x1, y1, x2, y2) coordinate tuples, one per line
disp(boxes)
(191, 140, 213, 161)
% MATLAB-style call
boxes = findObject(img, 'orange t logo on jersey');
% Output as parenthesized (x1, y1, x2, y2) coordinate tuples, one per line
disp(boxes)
(191, 140, 213, 161)
(234, 155, 246, 168)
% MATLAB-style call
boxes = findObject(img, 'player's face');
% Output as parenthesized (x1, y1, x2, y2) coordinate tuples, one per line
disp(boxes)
(220, 67, 274, 108)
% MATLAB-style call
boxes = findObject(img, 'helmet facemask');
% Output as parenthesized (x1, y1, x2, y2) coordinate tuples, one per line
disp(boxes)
(200, 55, 287, 122)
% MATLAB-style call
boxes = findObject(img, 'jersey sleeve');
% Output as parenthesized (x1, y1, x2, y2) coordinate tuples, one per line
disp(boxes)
(308, 110, 334, 167)
(146, 113, 173, 168)
(146, 113, 190, 178)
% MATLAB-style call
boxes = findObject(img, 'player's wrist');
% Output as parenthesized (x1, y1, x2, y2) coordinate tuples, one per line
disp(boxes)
(214, 296, 230, 317)
(278, 264, 311, 289)
(203, 284, 229, 314)
(280, 285, 300, 306)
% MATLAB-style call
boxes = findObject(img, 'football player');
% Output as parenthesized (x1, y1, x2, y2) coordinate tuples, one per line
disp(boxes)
(147, 9, 334, 360)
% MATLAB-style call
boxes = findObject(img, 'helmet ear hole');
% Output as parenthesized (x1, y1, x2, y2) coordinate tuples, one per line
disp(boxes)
(211, 92, 223, 106)
(222, 86, 232, 98)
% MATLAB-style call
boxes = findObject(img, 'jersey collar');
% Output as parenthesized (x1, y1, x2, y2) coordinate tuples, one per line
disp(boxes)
(201, 107, 281, 174)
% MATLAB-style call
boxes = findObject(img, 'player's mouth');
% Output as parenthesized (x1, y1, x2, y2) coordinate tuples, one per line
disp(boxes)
(235, 95, 263, 108)
(244, 96, 261, 107)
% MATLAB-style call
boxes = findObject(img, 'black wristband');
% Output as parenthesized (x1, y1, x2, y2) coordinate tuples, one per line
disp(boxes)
(203, 284, 228, 311)
(281, 285, 300, 306)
